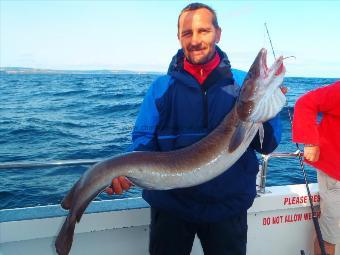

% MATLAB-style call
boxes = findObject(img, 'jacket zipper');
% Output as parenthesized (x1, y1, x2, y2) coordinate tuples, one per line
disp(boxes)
(201, 87, 208, 129)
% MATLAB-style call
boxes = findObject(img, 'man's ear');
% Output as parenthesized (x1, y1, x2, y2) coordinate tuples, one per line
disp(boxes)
(216, 28, 222, 43)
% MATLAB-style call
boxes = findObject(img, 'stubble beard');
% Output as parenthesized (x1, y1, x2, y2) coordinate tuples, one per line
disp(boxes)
(185, 46, 215, 65)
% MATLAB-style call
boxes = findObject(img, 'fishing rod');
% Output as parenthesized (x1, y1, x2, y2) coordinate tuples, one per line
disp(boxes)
(264, 23, 327, 255)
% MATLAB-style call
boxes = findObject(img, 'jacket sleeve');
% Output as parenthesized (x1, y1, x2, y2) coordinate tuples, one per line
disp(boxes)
(292, 81, 340, 145)
(127, 83, 160, 152)
(128, 76, 171, 152)
(231, 68, 282, 154)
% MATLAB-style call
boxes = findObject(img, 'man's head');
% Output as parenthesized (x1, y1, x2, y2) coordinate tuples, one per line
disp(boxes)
(177, 3, 221, 65)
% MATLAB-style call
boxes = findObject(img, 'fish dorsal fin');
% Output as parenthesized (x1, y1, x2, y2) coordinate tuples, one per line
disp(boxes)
(228, 122, 247, 153)
(248, 87, 286, 123)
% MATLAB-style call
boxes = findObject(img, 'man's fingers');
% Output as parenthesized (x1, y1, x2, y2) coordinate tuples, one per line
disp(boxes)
(304, 146, 320, 163)
(306, 155, 314, 162)
(113, 178, 123, 194)
(105, 187, 114, 195)
(304, 153, 319, 163)
(119, 176, 132, 190)
(105, 176, 133, 195)
(305, 153, 313, 162)
(280, 86, 288, 95)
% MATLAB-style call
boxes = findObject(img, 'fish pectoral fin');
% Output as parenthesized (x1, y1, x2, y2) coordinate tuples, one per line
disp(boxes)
(259, 123, 264, 149)
(228, 123, 247, 153)
(249, 87, 286, 123)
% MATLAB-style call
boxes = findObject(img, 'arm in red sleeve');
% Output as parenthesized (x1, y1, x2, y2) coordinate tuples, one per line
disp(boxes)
(292, 81, 340, 144)
(292, 90, 321, 145)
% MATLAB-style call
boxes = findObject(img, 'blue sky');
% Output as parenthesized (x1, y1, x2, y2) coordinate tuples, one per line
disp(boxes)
(1, 0, 339, 78)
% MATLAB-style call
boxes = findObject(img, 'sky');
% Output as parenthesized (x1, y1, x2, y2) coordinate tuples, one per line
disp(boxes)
(1, 0, 340, 78)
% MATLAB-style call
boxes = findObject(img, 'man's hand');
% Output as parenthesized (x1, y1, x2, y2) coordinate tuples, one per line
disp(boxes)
(105, 176, 133, 195)
(280, 86, 288, 95)
(303, 145, 320, 163)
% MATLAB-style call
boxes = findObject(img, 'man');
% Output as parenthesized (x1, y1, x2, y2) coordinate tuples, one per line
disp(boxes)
(106, 3, 282, 254)
(292, 81, 340, 255)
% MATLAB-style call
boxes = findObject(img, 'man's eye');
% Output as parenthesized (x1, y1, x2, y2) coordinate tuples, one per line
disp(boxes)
(199, 29, 209, 34)
(181, 32, 192, 37)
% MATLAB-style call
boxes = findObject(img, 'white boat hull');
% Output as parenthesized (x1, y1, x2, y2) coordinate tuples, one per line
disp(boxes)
(1, 183, 339, 255)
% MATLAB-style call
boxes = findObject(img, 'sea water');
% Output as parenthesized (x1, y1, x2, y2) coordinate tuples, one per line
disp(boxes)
(0, 72, 338, 209)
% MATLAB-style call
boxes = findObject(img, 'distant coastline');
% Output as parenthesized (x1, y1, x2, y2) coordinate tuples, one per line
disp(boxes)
(1, 67, 339, 79)
(0, 67, 163, 75)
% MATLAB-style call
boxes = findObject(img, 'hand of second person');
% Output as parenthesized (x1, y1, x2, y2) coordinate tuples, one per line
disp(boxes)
(280, 86, 288, 95)
(105, 176, 133, 195)
(303, 145, 320, 163)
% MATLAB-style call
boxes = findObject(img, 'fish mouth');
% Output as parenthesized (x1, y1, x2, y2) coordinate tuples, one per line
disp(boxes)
(275, 57, 285, 76)
(261, 48, 268, 73)
(242, 48, 286, 123)
(261, 48, 285, 78)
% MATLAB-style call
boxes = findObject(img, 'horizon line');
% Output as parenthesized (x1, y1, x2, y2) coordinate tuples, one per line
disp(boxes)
(1, 66, 339, 80)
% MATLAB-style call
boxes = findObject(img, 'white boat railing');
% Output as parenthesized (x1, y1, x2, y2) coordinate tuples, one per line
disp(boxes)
(0, 151, 304, 193)
(258, 150, 304, 193)
(0, 158, 101, 169)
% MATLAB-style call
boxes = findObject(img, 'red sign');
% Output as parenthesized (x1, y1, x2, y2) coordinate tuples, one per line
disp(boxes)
(262, 211, 321, 226)
(283, 194, 320, 206)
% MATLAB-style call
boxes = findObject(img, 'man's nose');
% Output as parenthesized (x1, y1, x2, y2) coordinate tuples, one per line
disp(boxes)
(191, 32, 200, 45)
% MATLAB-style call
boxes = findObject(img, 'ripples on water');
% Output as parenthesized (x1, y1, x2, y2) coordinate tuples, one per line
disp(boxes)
(0, 73, 338, 209)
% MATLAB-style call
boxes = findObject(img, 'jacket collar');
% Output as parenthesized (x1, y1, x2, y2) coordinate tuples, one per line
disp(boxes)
(167, 46, 234, 88)
(183, 52, 220, 85)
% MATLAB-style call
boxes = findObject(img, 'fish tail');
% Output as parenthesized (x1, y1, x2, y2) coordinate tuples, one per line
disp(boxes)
(55, 214, 76, 255)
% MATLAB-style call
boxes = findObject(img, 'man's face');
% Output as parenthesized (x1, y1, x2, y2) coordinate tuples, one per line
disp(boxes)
(178, 8, 221, 65)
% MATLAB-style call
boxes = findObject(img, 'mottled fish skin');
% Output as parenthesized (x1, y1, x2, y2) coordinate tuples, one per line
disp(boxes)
(55, 48, 286, 255)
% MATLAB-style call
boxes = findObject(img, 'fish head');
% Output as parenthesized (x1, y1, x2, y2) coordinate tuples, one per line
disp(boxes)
(237, 48, 286, 123)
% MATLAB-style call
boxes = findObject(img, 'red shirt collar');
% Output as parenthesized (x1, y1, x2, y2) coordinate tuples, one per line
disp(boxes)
(183, 52, 221, 85)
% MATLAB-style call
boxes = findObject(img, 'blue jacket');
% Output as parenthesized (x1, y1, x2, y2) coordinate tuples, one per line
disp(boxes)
(129, 47, 281, 222)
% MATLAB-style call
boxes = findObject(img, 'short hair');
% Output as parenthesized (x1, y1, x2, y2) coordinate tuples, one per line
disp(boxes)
(177, 2, 220, 30)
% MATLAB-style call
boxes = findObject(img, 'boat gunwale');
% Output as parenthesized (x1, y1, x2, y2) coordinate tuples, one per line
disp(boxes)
(0, 197, 149, 223)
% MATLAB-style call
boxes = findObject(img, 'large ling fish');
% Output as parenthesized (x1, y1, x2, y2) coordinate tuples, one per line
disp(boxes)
(55, 48, 286, 255)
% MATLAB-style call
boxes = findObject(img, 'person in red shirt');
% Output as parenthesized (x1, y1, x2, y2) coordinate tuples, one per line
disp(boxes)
(292, 81, 340, 255)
